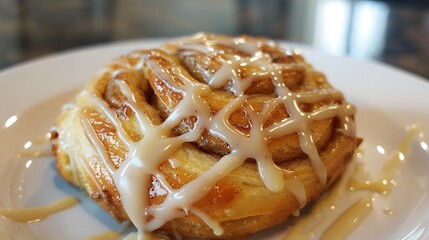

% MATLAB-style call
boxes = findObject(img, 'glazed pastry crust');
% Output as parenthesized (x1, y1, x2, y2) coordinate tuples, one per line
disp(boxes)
(51, 33, 360, 239)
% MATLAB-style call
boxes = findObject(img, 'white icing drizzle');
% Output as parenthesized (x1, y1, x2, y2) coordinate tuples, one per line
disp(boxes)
(191, 207, 223, 236)
(71, 33, 356, 239)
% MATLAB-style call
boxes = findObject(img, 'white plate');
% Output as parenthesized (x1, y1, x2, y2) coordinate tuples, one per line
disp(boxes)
(1, 40, 429, 240)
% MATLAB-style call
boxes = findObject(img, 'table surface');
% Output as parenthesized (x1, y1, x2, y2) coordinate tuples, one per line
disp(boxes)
(0, 0, 428, 80)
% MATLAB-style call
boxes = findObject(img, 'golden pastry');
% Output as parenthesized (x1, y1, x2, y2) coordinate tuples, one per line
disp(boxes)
(51, 32, 360, 239)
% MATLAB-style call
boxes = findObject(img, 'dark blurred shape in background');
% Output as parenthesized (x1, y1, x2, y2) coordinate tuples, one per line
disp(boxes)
(0, 0, 428, 79)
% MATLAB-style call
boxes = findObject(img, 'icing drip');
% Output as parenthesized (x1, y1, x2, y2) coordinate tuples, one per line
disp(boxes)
(73, 33, 356, 238)
(0, 197, 78, 223)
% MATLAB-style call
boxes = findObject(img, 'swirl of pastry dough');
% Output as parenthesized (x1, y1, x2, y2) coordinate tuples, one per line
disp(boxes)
(51, 33, 359, 239)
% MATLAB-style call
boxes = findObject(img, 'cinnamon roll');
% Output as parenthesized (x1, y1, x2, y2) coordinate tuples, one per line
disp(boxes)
(51, 33, 360, 239)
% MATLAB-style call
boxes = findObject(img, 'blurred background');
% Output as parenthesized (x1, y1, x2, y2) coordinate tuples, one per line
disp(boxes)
(0, 0, 428, 79)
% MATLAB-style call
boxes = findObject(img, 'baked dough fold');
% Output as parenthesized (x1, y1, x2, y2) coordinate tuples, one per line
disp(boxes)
(51, 33, 360, 239)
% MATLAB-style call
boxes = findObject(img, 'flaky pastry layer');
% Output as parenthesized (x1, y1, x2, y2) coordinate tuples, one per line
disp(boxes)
(51, 33, 360, 239)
